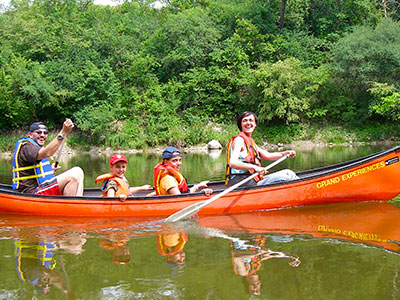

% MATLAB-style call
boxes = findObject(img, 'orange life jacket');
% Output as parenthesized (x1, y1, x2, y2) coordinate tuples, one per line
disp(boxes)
(225, 132, 263, 185)
(95, 173, 130, 197)
(153, 163, 188, 195)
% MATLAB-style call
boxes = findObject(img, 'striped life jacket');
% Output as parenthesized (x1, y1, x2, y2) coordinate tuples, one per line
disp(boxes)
(225, 132, 263, 186)
(12, 137, 55, 190)
(153, 163, 188, 195)
(95, 173, 130, 197)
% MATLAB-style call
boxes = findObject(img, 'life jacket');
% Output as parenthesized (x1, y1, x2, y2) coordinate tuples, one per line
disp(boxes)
(95, 173, 130, 197)
(225, 132, 263, 186)
(12, 137, 55, 190)
(14, 240, 57, 284)
(157, 232, 188, 256)
(153, 163, 188, 195)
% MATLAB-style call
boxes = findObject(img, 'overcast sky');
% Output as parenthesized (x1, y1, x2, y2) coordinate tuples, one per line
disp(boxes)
(0, 0, 121, 10)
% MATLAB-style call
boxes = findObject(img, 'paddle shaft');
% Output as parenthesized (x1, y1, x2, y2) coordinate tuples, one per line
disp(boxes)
(54, 139, 66, 168)
(164, 154, 289, 223)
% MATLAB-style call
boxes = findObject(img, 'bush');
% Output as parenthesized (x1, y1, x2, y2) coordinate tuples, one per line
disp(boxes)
(250, 58, 329, 124)
(332, 18, 400, 90)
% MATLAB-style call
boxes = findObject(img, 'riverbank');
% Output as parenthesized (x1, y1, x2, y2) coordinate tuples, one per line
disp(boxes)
(2, 122, 400, 159)
(1, 139, 398, 160)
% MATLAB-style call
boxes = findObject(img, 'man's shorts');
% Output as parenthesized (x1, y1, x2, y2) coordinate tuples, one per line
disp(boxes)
(34, 178, 62, 196)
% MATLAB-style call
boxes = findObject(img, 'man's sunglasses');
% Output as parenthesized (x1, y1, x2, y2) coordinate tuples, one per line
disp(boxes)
(34, 130, 48, 135)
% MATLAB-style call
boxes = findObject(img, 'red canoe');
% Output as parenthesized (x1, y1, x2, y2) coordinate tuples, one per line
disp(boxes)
(0, 146, 400, 217)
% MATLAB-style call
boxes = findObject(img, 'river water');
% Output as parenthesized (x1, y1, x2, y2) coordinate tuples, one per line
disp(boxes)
(0, 144, 399, 299)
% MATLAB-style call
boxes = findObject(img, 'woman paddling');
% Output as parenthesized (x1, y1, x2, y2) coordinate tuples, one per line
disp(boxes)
(225, 111, 299, 187)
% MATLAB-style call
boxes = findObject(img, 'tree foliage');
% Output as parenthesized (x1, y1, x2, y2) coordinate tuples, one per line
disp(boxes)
(251, 58, 328, 124)
(0, 0, 399, 147)
(331, 18, 400, 120)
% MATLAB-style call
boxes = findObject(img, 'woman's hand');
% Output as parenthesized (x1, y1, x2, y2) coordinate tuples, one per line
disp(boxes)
(283, 150, 296, 158)
(252, 165, 268, 176)
(140, 184, 152, 190)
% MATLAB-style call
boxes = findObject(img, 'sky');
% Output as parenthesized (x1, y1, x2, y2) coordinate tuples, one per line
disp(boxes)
(0, 0, 163, 11)
(0, 0, 122, 10)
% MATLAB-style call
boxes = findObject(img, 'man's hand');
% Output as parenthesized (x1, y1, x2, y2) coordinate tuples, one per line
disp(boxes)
(51, 162, 61, 172)
(60, 118, 74, 136)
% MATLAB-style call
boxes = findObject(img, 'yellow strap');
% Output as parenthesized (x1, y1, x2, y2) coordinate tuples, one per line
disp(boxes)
(12, 165, 36, 172)
(12, 171, 54, 182)
(12, 160, 50, 172)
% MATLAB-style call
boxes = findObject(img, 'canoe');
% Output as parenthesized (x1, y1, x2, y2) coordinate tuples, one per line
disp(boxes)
(0, 146, 400, 217)
(1, 202, 399, 253)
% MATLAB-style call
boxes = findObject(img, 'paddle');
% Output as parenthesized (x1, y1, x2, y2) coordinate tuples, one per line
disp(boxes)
(54, 139, 66, 168)
(59, 254, 77, 299)
(164, 154, 289, 223)
(203, 227, 260, 250)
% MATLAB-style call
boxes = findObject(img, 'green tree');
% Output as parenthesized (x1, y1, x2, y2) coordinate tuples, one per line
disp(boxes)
(298, 0, 379, 39)
(144, 7, 221, 81)
(369, 82, 400, 120)
(331, 18, 400, 121)
(251, 58, 328, 124)
(332, 18, 400, 88)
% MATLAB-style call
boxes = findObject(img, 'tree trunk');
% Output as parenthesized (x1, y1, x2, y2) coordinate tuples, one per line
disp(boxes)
(280, 0, 287, 29)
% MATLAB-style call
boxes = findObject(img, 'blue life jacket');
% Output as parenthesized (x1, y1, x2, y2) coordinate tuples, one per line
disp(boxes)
(12, 137, 55, 190)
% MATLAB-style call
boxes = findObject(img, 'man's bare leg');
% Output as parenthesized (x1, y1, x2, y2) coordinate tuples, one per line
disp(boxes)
(56, 167, 84, 196)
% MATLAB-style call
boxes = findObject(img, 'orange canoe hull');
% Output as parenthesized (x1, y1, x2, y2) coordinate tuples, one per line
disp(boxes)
(1, 146, 400, 217)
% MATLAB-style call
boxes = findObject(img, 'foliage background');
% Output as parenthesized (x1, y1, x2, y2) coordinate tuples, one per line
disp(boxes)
(1, 0, 400, 150)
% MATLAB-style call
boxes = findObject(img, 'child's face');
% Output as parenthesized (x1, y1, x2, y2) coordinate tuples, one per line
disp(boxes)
(165, 156, 182, 170)
(110, 161, 127, 178)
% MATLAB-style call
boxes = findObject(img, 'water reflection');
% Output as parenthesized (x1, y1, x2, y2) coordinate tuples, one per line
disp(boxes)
(229, 235, 300, 296)
(157, 230, 188, 270)
(14, 238, 80, 298)
(1, 201, 400, 299)
(99, 237, 131, 265)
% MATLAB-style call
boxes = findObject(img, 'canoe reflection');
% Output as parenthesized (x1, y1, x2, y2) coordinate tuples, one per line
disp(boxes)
(2, 202, 400, 253)
(197, 202, 400, 252)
